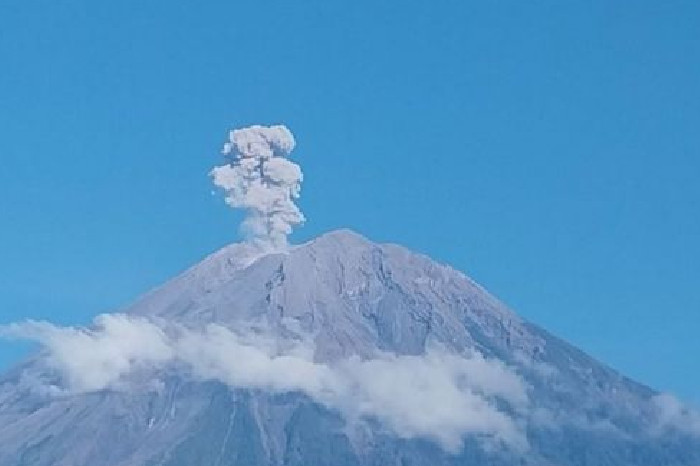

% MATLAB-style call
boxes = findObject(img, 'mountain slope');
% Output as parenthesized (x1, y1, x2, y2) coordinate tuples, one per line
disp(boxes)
(0, 229, 698, 465)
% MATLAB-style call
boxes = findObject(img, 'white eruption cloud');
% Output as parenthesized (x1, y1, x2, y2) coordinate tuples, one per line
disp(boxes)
(211, 125, 304, 252)
(1, 315, 530, 453)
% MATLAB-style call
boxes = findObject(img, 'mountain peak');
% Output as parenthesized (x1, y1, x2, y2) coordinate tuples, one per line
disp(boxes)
(305, 228, 372, 247)
(126, 229, 533, 362)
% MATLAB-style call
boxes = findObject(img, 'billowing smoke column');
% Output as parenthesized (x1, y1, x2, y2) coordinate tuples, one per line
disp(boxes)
(211, 125, 304, 252)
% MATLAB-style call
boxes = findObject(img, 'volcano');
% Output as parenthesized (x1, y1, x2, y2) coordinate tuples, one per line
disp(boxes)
(0, 229, 698, 466)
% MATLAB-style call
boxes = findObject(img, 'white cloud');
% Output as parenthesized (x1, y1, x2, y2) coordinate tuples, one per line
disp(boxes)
(211, 125, 304, 252)
(334, 350, 529, 452)
(0, 315, 173, 393)
(651, 393, 700, 437)
(1, 314, 530, 453)
(174, 323, 333, 397)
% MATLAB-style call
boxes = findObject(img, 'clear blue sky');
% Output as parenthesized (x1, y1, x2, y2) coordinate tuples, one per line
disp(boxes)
(0, 1, 698, 401)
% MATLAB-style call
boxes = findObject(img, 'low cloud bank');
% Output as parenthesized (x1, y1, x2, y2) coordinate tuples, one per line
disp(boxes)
(1, 314, 529, 453)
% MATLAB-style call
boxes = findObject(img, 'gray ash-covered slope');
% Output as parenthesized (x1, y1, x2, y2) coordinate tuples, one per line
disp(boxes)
(0, 229, 698, 465)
